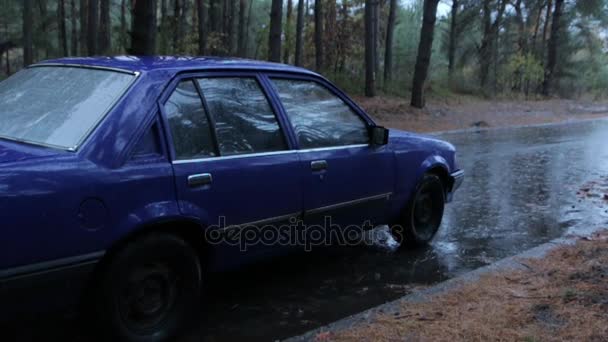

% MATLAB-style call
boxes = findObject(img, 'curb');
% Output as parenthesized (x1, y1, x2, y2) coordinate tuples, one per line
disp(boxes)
(285, 226, 605, 341)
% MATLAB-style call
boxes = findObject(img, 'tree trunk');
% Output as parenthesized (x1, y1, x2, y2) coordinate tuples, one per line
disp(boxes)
(372, 0, 379, 76)
(542, 0, 563, 96)
(294, 0, 304, 66)
(237, 0, 247, 56)
(120, 0, 127, 52)
(38, 0, 49, 58)
(384, 0, 397, 84)
(174, 0, 182, 53)
(447, 0, 458, 80)
(324, 0, 336, 71)
(268, 0, 283, 62)
(542, 0, 553, 49)
(514, 0, 526, 54)
(87, 0, 98, 55)
(410, 0, 440, 108)
(197, 0, 207, 55)
(364, 0, 376, 97)
(71, 0, 78, 55)
(23, 0, 33, 66)
(314, 0, 323, 70)
(79, 0, 87, 55)
(58, 0, 69, 56)
(479, 0, 507, 89)
(99, 0, 111, 54)
(130, 0, 157, 55)
(283, 0, 293, 64)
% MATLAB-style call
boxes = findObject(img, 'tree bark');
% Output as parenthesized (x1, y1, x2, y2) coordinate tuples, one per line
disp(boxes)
(364, 0, 376, 97)
(79, 0, 87, 55)
(23, 0, 33, 66)
(324, 0, 336, 70)
(174, 0, 183, 53)
(197, 0, 207, 55)
(38, 0, 49, 58)
(542, 0, 563, 96)
(447, 0, 458, 80)
(479, 0, 507, 89)
(268, 0, 283, 62)
(130, 0, 157, 55)
(410, 0, 440, 108)
(295, 0, 304, 66)
(120, 0, 127, 52)
(99, 0, 111, 54)
(58, 0, 69, 56)
(87, 0, 98, 55)
(71, 0, 78, 55)
(314, 0, 323, 70)
(237, 0, 247, 56)
(384, 0, 397, 84)
(283, 0, 293, 64)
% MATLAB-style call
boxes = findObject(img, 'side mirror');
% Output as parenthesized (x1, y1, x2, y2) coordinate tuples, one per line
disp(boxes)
(370, 126, 389, 146)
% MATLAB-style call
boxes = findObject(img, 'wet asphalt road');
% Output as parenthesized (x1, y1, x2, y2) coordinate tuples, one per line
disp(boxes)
(7, 119, 608, 341)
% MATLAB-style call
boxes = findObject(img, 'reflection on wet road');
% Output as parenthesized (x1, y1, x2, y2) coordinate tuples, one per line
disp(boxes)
(8, 120, 608, 341)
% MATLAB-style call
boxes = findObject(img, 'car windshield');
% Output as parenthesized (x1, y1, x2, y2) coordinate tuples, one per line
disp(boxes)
(0, 66, 135, 150)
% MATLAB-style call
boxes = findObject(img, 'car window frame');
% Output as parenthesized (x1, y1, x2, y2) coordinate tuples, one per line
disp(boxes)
(158, 71, 295, 163)
(262, 73, 376, 150)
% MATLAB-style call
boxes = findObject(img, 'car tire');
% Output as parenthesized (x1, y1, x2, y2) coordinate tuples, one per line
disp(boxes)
(392, 174, 445, 247)
(93, 233, 202, 342)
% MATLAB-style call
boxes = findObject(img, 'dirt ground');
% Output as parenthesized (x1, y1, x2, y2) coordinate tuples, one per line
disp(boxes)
(354, 95, 608, 132)
(311, 178, 608, 342)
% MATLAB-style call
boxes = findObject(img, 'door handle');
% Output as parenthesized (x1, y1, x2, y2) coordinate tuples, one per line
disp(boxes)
(188, 173, 213, 187)
(311, 160, 328, 171)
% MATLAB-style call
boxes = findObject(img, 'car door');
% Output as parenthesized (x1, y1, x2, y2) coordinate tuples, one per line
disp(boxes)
(161, 73, 304, 263)
(268, 75, 395, 231)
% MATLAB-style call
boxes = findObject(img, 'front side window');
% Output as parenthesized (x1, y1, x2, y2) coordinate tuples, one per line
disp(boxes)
(271, 79, 369, 149)
(197, 77, 287, 156)
(165, 80, 216, 160)
(0, 66, 134, 149)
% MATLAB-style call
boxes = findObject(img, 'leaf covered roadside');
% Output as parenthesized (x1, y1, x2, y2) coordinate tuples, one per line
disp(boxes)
(317, 230, 608, 341)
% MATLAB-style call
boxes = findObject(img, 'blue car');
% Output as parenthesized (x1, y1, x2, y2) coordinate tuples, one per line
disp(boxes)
(0, 57, 463, 341)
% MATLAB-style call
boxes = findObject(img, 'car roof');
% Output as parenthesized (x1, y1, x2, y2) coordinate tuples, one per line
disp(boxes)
(35, 56, 320, 77)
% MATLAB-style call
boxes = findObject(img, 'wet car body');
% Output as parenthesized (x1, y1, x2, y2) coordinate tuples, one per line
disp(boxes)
(0, 57, 463, 338)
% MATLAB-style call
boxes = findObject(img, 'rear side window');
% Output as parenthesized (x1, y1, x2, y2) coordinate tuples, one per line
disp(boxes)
(271, 79, 369, 149)
(196, 77, 287, 156)
(165, 80, 216, 160)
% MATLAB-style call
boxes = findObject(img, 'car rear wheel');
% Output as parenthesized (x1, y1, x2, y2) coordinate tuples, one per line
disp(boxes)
(392, 174, 445, 247)
(94, 233, 202, 342)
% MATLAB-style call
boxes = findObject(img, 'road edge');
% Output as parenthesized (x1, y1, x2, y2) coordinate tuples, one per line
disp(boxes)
(284, 226, 606, 341)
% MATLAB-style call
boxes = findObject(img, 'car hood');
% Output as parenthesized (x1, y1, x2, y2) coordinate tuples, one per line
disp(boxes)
(388, 129, 456, 152)
(0, 139, 62, 164)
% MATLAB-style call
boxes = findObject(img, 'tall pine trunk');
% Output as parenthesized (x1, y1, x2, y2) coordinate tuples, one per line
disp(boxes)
(38, 0, 49, 58)
(79, 0, 87, 55)
(410, 0, 440, 108)
(197, 0, 207, 55)
(58, 0, 69, 56)
(120, 0, 127, 52)
(130, 0, 157, 55)
(237, 0, 247, 57)
(283, 0, 293, 64)
(294, 0, 304, 66)
(99, 0, 111, 54)
(384, 0, 397, 84)
(23, 0, 34, 66)
(364, 0, 375, 97)
(174, 0, 183, 53)
(71, 0, 78, 55)
(268, 0, 283, 62)
(314, 0, 323, 70)
(542, 0, 563, 96)
(479, 0, 506, 90)
(447, 0, 458, 80)
(87, 0, 98, 55)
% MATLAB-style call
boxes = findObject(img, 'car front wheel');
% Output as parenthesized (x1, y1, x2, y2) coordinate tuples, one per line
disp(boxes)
(94, 233, 202, 342)
(392, 174, 445, 247)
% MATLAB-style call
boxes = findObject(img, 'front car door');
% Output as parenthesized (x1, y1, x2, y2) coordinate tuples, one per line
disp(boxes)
(161, 73, 304, 268)
(267, 75, 395, 235)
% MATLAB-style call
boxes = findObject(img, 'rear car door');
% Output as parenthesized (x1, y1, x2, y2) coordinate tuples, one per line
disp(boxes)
(161, 73, 304, 262)
(268, 76, 395, 230)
